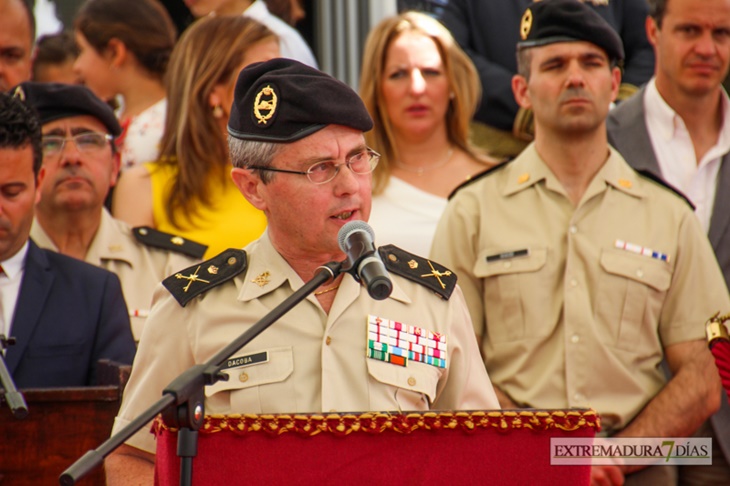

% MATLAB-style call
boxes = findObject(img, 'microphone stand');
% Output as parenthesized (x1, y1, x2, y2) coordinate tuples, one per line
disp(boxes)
(60, 260, 349, 486)
(0, 335, 28, 419)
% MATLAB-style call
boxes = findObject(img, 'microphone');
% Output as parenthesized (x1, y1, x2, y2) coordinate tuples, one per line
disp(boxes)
(337, 221, 393, 300)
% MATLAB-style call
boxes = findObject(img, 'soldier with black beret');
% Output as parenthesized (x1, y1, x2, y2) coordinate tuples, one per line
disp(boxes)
(432, 1, 729, 484)
(105, 58, 499, 483)
(12, 82, 206, 341)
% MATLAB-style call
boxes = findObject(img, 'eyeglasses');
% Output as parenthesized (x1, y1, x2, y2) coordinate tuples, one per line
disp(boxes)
(41, 132, 113, 157)
(248, 148, 381, 185)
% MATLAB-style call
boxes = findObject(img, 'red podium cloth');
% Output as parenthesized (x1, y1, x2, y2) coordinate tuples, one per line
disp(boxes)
(154, 410, 599, 485)
(711, 341, 730, 397)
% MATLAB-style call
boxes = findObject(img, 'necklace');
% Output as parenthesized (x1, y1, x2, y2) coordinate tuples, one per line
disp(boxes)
(315, 285, 340, 296)
(394, 147, 454, 176)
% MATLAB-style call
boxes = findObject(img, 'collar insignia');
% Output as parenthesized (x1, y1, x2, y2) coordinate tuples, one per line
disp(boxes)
(252, 271, 271, 287)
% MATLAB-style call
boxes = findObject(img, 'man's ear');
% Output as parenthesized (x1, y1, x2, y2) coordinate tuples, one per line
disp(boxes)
(646, 15, 659, 48)
(35, 167, 46, 204)
(512, 74, 532, 109)
(231, 167, 267, 211)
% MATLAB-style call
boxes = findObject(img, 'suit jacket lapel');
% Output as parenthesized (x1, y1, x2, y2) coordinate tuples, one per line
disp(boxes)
(609, 88, 663, 177)
(5, 241, 54, 374)
(709, 152, 730, 249)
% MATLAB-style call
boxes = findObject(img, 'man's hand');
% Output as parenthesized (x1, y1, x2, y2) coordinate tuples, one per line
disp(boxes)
(590, 464, 625, 486)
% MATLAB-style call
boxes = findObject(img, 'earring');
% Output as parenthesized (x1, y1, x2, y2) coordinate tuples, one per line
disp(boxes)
(212, 104, 224, 119)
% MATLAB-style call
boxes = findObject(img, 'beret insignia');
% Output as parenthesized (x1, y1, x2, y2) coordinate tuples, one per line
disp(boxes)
(520, 8, 533, 40)
(133, 226, 208, 259)
(253, 84, 278, 125)
(163, 249, 247, 306)
(378, 245, 457, 300)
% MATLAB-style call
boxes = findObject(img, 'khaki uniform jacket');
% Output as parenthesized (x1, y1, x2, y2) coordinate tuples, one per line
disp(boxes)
(431, 144, 730, 432)
(31, 208, 198, 340)
(113, 231, 499, 454)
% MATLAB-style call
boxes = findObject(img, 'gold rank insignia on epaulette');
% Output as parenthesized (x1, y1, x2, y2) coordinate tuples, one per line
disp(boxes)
(133, 226, 208, 259)
(378, 245, 457, 300)
(162, 249, 247, 307)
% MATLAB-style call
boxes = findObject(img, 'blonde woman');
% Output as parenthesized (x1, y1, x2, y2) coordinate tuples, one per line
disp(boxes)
(361, 11, 496, 255)
(112, 16, 279, 258)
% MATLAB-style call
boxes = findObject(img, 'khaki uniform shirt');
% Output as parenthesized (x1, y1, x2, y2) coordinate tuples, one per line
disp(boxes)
(113, 231, 499, 454)
(431, 144, 730, 432)
(31, 209, 198, 340)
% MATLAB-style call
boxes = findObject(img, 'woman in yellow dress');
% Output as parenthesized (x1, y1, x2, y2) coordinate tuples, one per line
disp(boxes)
(113, 15, 279, 258)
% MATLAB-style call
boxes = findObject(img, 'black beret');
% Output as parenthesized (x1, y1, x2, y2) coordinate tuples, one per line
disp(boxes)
(11, 82, 122, 137)
(518, 0, 624, 62)
(228, 58, 373, 143)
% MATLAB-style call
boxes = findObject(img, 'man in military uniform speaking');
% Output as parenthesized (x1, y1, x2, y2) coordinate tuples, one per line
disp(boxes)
(105, 58, 499, 483)
(431, 1, 729, 484)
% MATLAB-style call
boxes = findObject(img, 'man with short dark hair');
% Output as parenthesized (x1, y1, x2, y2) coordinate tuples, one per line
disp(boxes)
(15, 82, 205, 341)
(607, 0, 730, 482)
(432, 1, 729, 484)
(0, 91, 135, 388)
(0, 0, 34, 91)
(104, 58, 499, 484)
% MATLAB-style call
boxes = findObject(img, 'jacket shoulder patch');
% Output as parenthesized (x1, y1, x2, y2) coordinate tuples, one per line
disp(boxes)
(163, 249, 247, 307)
(634, 170, 695, 210)
(133, 226, 208, 259)
(378, 245, 457, 300)
(448, 158, 513, 200)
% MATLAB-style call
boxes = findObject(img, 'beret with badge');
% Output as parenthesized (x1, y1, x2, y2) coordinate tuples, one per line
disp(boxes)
(11, 81, 121, 137)
(228, 58, 373, 143)
(518, 0, 624, 63)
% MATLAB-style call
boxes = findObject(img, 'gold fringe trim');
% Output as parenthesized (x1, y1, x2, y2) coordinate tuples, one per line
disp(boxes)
(155, 410, 600, 438)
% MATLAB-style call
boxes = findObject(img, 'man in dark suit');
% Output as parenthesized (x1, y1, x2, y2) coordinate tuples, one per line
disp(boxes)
(607, 0, 730, 482)
(0, 92, 135, 389)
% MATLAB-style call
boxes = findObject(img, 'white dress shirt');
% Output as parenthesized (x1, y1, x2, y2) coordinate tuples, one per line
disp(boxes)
(644, 78, 730, 233)
(244, 0, 318, 68)
(0, 242, 29, 338)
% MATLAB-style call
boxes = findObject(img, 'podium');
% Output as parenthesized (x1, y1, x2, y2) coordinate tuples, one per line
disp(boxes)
(155, 409, 599, 485)
(0, 360, 129, 485)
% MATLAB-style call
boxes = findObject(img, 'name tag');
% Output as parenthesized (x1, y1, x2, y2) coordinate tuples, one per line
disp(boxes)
(224, 351, 268, 370)
(486, 249, 529, 263)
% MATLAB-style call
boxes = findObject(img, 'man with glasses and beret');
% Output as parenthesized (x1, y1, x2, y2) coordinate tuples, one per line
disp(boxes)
(105, 58, 499, 483)
(431, 1, 729, 484)
(0, 91, 135, 388)
(12, 82, 205, 341)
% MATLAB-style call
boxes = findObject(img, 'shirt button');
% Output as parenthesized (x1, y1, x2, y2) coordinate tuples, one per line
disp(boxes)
(407, 377, 417, 386)
(636, 269, 644, 278)
(574, 393, 584, 402)
(239, 372, 249, 383)
(570, 334, 580, 344)
(569, 225, 578, 234)
(325, 336, 332, 346)
(504, 261, 512, 269)
(570, 279, 578, 287)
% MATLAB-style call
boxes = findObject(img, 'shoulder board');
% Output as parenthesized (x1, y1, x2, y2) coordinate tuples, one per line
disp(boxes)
(162, 249, 247, 307)
(378, 245, 457, 300)
(448, 158, 513, 200)
(133, 226, 208, 259)
(634, 170, 695, 210)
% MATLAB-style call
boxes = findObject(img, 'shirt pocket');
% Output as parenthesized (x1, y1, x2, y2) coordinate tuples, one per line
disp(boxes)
(205, 346, 295, 413)
(366, 359, 441, 411)
(474, 247, 548, 342)
(596, 249, 672, 351)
